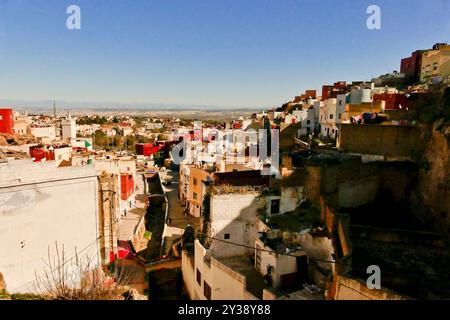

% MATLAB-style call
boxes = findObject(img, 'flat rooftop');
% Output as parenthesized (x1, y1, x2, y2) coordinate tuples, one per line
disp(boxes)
(277, 288, 324, 300)
(216, 255, 267, 300)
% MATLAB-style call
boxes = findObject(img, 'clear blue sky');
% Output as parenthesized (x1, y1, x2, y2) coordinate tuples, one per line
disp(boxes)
(0, 0, 449, 108)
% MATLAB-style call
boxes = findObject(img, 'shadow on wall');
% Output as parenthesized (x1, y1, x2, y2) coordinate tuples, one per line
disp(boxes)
(195, 191, 332, 299)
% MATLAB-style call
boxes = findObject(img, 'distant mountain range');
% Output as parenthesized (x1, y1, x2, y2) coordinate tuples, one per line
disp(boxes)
(0, 99, 264, 120)
(0, 99, 266, 112)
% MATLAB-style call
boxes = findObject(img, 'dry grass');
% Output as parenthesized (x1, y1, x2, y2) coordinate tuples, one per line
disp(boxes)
(33, 243, 133, 300)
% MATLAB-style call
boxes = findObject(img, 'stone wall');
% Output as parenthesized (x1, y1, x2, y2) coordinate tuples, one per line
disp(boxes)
(338, 124, 423, 159)
(414, 127, 450, 237)
(333, 274, 409, 300)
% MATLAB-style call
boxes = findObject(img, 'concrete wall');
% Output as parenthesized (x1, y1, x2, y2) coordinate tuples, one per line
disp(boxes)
(337, 124, 423, 159)
(61, 119, 76, 141)
(210, 192, 264, 258)
(258, 219, 334, 288)
(0, 160, 99, 293)
(54, 147, 72, 166)
(280, 186, 303, 214)
(181, 250, 196, 299)
(337, 176, 378, 208)
(30, 126, 56, 140)
(255, 239, 299, 290)
(182, 240, 258, 300)
(334, 274, 409, 300)
(94, 158, 137, 215)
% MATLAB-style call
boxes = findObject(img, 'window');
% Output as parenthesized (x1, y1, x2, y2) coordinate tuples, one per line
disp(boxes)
(196, 269, 201, 285)
(306, 120, 310, 124)
(0, 115, 3, 120)
(204, 281, 211, 300)
(224, 233, 230, 240)
(255, 244, 261, 269)
(193, 178, 198, 185)
(193, 192, 198, 200)
(338, 113, 341, 119)
(330, 114, 334, 119)
(339, 100, 342, 105)
(270, 199, 280, 215)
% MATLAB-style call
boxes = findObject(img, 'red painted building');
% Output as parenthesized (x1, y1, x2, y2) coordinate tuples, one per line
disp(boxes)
(400, 50, 425, 82)
(136, 143, 163, 156)
(120, 173, 134, 201)
(0, 109, 14, 134)
(29, 146, 56, 162)
(322, 85, 333, 100)
(305, 90, 317, 99)
(373, 93, 409, 110)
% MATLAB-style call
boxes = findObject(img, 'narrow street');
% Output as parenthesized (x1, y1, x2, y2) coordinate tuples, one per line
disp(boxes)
(116, 171, 147, 294)
(160, 169, 199, 255)
(118, 172, 146, 242)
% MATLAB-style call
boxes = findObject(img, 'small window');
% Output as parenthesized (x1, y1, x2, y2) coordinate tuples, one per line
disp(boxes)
(338, 113, 341, 119)
(339, 100, 342, 106)
(196, 269, 201, 285)
(270, 199, 280, 215)
(306, 120, 310, 124)
(193, 178, 198, 185)
(224, 234, 230, 240)
(193, 192, 198, 200)
(204, 281, 211, 300)
(330, 114, 334, 119)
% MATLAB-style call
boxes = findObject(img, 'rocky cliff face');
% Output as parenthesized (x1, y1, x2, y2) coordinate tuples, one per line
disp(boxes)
(413, 124, 450, 237)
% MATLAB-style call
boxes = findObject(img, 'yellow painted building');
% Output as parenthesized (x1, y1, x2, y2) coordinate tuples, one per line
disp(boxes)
(420, 44, 450, 82)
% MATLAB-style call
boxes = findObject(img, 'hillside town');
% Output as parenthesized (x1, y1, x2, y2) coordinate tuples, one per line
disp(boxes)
(1, 42, 450, 300)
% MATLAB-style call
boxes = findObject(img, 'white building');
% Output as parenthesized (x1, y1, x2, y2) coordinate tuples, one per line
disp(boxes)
(319, 99, 339, 139)
(297, 108, 315, 136)
(61, 116, 77, 141)
(30, 125, 56, 141)
(349, 87, 372, 105)
(0, 159, 100, 293)
(122, 127, 133, 137)
(71, 137, 94, 151)
(13, 112, 31, 135)
(94, 156, 137, 216)
(182, 184, 318, 300)
(182, 190, 269, 300)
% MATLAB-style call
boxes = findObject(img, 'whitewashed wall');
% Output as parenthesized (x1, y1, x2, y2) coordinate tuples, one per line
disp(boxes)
(0, 160, 100, 293)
